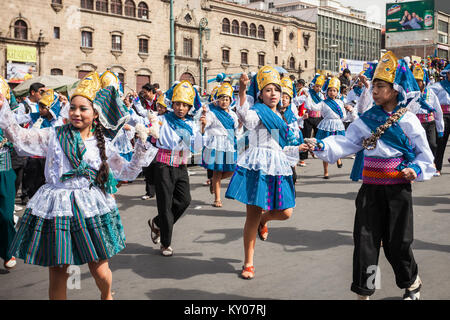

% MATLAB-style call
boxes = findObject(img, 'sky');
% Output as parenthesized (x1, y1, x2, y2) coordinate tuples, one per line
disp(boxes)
(338, 0, 392, 25)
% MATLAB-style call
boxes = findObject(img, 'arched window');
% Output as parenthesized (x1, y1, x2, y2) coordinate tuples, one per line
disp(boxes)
(249, 23, 257, 37)
(137, 2, 148, 19)
(96, 0, 108, 12)
(222, 18, 230, 33)
(231, 20, 239, 35)
(51, 68, 63, 75)
(14, 20, 28, 40)
(81, 0, 94, 9)
(240, 22, 248, 36)
(257, 25, 265, 39)
(289, 57, 296, 70)
(180, 72, 195, 85)
(110, 0, 122, 15)
(124, 0, 135, 17)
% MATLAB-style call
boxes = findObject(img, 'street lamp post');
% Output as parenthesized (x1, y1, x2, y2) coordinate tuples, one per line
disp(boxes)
(169, 0, 175, 86)
(199, 18, 208, 94)
(329, 44, 338, 73)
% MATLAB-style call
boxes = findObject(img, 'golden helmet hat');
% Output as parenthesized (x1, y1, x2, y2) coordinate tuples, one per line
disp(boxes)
(39, 89, 56, 108)
(373, 51, 398, 84)
(216, 82, 234, 99)
(71, 71, 102, 102)
(315, 75, 326, 87)
(172, 80, 196, 106)
(256, 66, 281, 91)
(100, 71, 121, 91)
(412, 64, 425, 81)
(327, 77, 341, 91)
(0, 75, 11, 101)
(156, 94, 167, 108)
(281, 76, 294, 98)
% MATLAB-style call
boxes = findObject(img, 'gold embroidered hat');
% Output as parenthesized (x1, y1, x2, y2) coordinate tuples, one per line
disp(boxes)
(373, 51, 398, 84)
(156, 94, 167, 108)
(216, 82, 234, 99)
(281, 76, 294, 98)
(412, 64, 425, 81)
(172, 80, 196, 106)
(327, 77, 341, 91)
(39, 89, 56, 108)
(256, 66, 281, 91)
(100, 71, 123, 94)
(71, 71, 102, 102)
(0, 75, 11, 101)
(314, 75, 326, 87)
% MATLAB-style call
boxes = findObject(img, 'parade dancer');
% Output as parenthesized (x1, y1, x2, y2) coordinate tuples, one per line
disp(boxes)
(280, 77, 304, 184)
(0, 72, 158, 300)
(411, 64, 444, 169)
(301, 74, 325, 143)
(0, 81, 18, 270)
(147, 81, 203, 257)
(429, 63, 450, 174)
(200, 82, 239, 208)
(308, 51, 435, 300)
(225, 67, 309, 280)
(306, 77, 356, 178)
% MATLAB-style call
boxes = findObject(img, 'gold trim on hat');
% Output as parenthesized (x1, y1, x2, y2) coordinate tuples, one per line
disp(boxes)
(256, 66, 281, 91)
(39, 89, 55, 108)
(373, 51, 398, 84)
(0, 75, 10, 101)
(216, 82, 234, 99)
(315, 75, 325, 87)
(172, 80, 195, 106)
(327, 77, 341, 91)
(72, 72, 102, 102)
(412, 64, 425, 81)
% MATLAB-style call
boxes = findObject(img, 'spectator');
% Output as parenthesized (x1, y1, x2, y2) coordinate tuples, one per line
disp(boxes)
(339, 69, 351, 88)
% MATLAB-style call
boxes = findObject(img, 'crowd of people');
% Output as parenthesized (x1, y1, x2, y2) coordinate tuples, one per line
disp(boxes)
(0, 51, 449, 300)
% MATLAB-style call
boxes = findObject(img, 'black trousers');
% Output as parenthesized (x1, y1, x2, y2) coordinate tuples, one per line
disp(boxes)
(303, 116, 322, 139)
(143, 159, 157, 197)
(435, 113, 450, 172)
(421, 120, 437, 159)
(22, 157, 46, 199)
(351, 183, 418, 296)
(153, 163, 191, 248)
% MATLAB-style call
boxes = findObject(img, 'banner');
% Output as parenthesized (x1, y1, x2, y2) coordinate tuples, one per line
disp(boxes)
(6, 62, 36, 83)
(386, 0, 434, 33)
(6, 45, 37, 63)
(339, 59, 367, 74)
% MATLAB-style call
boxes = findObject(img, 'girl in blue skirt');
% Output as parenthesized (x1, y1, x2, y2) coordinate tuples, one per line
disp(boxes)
(306, 77, 356, 178)
(200, 82, 239, 207)
(225, 67, 309, 279)
(0, 72, 157, 299)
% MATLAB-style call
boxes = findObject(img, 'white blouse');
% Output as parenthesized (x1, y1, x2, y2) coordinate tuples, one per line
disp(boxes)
(235, 97, 299, 176)
(314, 111, 436, 181)
(203, 105, 239, 152)
(0, 99, 158, 219)
(429, 82, 450, 106)
(306, 98, 356, 132)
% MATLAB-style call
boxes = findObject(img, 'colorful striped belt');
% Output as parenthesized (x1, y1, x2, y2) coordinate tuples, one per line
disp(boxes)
(308, 110, 321, 118)
(156, 148, 188, 167)
(0, 150, 12, 172)
(416, 113, 435, 123)
(442, 105, 450, 114)
(362, 156, 409, 185)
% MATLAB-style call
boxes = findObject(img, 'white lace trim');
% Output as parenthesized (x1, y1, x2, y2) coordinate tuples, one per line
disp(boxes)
(237, 147, 294, 176)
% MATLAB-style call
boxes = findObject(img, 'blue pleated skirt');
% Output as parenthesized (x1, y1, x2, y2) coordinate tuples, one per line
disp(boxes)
(225, 166, 295, 211)
(202, 147, 237, 172)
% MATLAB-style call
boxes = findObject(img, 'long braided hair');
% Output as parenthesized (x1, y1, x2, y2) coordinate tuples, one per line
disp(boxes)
(93, 122, 110, 193)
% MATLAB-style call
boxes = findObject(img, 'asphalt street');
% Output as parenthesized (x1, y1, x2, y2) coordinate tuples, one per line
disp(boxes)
(1, 146, 449, 300)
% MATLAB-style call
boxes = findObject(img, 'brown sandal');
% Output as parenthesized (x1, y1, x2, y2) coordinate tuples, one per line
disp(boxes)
(258, 223, 268, 241)
(241, 265, 255, 280)
(212, 200, 222, 207)
(148, 218, 160, 244)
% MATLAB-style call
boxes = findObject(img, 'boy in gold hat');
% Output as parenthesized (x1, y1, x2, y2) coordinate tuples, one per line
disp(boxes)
(0, 71, 158, 300)
(147, 80, 203, 257)
(308, 51, 435, 300)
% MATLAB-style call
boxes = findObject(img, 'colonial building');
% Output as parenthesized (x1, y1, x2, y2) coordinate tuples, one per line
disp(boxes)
(1, 0, 316, 95)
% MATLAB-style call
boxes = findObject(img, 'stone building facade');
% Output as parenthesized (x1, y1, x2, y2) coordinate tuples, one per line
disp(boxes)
(1, 0, 316, 95)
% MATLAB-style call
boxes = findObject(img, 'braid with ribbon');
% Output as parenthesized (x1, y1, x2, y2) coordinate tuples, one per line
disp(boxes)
(94, 123, 110, 193)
